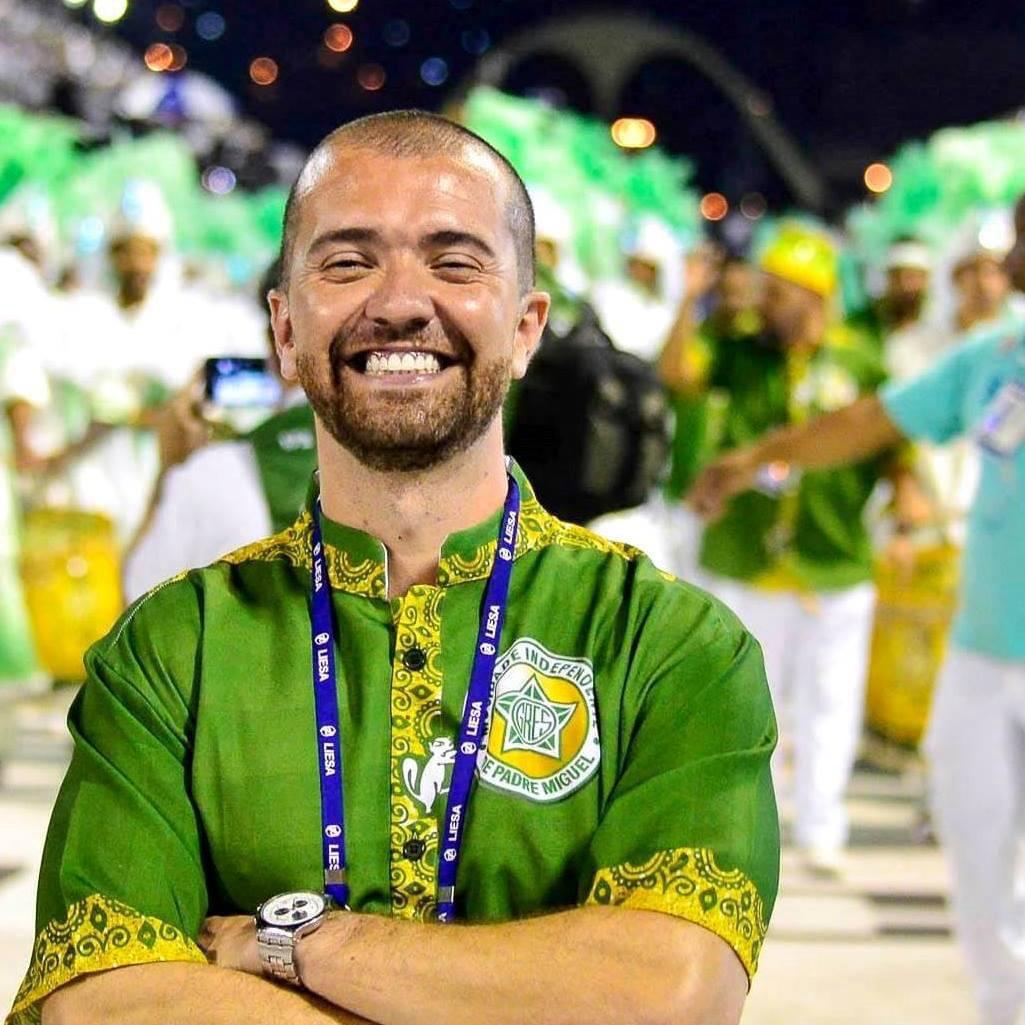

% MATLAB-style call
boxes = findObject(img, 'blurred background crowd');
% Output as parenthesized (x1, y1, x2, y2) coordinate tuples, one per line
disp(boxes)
(2, 1, 1025, 1023)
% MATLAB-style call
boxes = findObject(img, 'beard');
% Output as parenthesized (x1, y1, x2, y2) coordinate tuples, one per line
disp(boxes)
(298, 325, 511, 473)
(884, 291, 926, 325)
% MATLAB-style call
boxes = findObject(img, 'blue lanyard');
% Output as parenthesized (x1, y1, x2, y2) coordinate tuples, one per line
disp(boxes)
(309, 474, 521, 919)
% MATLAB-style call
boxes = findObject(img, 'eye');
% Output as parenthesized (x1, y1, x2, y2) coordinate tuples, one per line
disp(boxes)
(326, 259, 371, 270)
(434, 259, 480, 276)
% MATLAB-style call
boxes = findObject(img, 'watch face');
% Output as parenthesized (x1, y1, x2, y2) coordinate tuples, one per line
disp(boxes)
(260, 892, 326, 928)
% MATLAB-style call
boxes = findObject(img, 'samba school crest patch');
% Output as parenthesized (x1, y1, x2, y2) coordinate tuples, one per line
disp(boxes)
(478, 638, 600, 802)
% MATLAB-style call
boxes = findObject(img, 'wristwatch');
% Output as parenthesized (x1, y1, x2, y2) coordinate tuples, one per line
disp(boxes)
(255, 891, 329, 986)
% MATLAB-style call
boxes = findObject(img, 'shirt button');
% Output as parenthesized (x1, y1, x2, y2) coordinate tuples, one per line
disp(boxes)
(402, 839, 426, 861)
(402, 647, 427, 672)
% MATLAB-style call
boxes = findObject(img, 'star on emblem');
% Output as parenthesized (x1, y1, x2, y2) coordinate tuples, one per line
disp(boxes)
(494, 674, 576, 758)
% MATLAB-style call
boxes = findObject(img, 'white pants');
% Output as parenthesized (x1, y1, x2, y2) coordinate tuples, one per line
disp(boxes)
(926, 647, 1025, 1025)
(703, 576, 876, 852)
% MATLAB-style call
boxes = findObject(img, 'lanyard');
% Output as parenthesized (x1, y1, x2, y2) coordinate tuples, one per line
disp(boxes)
(309, 474, 521, 918)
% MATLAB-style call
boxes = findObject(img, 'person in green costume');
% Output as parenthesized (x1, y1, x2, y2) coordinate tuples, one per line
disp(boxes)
(659, 249, 762, 503)
(665, 222, 907, 877)
(9, 111, 778, 1025)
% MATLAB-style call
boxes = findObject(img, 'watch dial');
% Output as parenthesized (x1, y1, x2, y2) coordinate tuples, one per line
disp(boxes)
(262, 892, 326, 927)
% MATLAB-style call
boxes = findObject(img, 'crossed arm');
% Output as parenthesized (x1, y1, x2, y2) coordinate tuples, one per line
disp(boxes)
(42, 906, 746, 1025)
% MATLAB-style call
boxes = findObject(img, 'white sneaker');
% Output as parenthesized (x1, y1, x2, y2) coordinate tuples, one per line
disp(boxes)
(801, 844, 844, 879)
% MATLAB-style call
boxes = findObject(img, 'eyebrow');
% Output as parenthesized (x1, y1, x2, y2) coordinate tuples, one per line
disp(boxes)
(306, 227, 496, 260)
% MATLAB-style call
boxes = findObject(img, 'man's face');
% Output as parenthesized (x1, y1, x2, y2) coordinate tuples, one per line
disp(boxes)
(626, 256, 660, 295)
(954, 256, 1009, 317)
(885, 265, 929, 320)
(109, 235, 161, 295)
(759, 273, 819, 343)
(271, 146, 548, 473)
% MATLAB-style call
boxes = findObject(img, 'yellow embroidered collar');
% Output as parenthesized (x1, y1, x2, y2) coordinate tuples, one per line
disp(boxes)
(223, 459, 558, 598)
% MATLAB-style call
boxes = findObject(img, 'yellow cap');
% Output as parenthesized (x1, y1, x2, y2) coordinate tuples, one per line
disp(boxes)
(759, 223, 838, 298)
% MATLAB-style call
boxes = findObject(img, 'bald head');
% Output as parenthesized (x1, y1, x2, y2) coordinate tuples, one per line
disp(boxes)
(278, 110, 536, 294)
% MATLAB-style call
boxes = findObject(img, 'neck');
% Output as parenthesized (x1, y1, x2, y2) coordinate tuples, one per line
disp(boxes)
(317, 422, 509, 599)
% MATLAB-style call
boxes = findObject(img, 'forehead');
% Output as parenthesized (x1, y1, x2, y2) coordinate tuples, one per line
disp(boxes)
(295, 145, 512, 245)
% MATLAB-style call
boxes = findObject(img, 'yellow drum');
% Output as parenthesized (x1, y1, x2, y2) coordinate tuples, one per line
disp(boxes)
(865, 543, 960, 747)
(19, 509, 124, 682)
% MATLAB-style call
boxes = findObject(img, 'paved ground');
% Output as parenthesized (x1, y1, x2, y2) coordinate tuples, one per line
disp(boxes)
(0, 688, 978, 1023)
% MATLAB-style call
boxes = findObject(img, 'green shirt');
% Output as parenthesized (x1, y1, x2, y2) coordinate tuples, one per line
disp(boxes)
(9, 465, 779, 1023)
(699, 328, 887, 591)
(247, 402, 318, 533)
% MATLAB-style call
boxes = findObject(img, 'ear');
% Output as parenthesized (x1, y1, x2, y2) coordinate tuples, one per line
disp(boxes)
(510, 290, 550, 381)
(268, 288, 298, 384)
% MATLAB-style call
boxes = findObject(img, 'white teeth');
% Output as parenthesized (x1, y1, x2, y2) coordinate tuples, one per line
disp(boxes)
(364, 351, 444, 376)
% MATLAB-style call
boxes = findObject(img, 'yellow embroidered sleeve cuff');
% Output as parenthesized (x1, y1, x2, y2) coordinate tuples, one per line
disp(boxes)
(584, 847, 768, 979)
(6, 894, 207, 1025)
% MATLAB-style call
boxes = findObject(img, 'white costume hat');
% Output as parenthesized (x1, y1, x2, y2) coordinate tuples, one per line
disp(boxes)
(950, 208, 1013, 271)
(885, 240, 932, 273)
(528, 184, 574, 246)
(109, 179, 174, 246)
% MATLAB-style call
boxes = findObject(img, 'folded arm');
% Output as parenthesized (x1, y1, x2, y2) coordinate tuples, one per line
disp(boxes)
(293, 905, 746, 1025)
(40, 962, 372, 1025)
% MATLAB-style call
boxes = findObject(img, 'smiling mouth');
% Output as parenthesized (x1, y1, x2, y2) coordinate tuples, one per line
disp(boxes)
(347, 350, 457, 376)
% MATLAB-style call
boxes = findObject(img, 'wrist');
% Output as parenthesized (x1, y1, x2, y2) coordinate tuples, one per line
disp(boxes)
(294, 910, 359, 993)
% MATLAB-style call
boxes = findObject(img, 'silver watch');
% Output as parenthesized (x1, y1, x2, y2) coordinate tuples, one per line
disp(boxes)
(255, 891, 329, 986)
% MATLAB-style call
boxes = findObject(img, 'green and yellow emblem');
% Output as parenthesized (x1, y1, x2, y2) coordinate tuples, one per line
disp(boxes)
(479, 638, 600, 802)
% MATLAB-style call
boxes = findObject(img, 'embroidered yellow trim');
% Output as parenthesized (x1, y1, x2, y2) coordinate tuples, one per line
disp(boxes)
(585, 847, 767, 978)
(222, 494, 652, 595)
(389, 586, 446, 920)
(6, 894, 206, 1024)
(221, 511, 386, 598)
(437, 498, 647, 586)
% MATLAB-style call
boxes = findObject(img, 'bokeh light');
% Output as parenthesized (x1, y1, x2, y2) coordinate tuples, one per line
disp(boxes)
(196, 12, 226, 41)
(700, 192, 730, 221)
(327, 0, 358, 11)
(93, 0, 128, 23)
(864, 162, 893, 193)
(420, 57, 449, 87)
(740, 193, 767, 220)
(62, 0, 89, 8)
(144, 43, 173, 72)
(610, 118, 657, 149)
(461, 28, 491, 55)
(324, 24, 354, 53)
(383, 19, 411, 47)
(155, 3, 185, 32)
(168, 44, 187, 71)
(202, 166, 237, 195)
(357, 63, 386, 91)
(249, 56, 279, 86)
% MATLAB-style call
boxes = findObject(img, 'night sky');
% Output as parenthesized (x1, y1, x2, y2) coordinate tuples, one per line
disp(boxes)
(77, 0, 1025, 211)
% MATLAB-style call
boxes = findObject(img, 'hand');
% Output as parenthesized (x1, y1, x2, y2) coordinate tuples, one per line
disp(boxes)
(199, 915, 262, 976)
(688, 448, 760, 521)
(146, 372, 211, 471)
(683, 245, 720, 304)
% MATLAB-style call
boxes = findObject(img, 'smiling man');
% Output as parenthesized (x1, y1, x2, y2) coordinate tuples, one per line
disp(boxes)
(9, 112, 778, 1025)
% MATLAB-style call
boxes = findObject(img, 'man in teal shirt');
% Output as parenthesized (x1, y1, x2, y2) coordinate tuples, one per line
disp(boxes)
(691, 197, 1025, 1024)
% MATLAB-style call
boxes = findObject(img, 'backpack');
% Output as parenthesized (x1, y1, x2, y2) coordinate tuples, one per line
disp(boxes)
(507, 304, 672, 525)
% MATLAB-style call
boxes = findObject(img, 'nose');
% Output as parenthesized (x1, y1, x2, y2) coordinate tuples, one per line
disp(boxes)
(363, 259, 435, 337)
